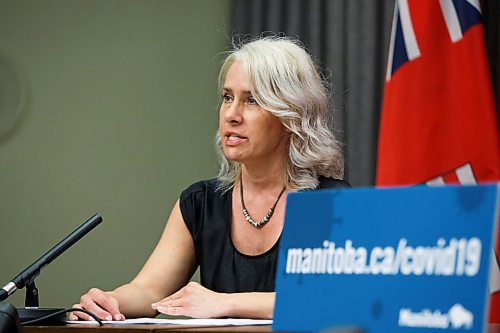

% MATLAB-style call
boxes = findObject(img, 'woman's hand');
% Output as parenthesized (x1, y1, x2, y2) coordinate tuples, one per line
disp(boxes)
(152, 282, 229, 318)
(68, 288, 125, 321)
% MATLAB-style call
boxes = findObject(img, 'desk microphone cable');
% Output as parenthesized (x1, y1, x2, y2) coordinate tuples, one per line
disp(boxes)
(21, 308, 103, 326)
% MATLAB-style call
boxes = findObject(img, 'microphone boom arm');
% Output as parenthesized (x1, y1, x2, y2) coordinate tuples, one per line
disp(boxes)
(0, 213, 103, 303)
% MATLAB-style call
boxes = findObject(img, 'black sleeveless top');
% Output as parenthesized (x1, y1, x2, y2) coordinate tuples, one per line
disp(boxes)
(179, 177, 350, 293)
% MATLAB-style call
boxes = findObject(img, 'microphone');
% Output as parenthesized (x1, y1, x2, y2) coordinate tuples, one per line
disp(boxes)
(0, 213, 103, 324)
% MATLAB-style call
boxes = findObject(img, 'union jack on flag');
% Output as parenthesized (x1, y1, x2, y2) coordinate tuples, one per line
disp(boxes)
(377, 0, 500, 322)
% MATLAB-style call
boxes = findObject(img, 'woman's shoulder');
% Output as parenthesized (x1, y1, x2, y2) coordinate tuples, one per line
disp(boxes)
(317, 176, 351, 189)
(179, 178, 232, 238)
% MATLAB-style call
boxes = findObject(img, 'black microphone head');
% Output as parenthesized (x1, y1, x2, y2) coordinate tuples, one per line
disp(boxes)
(0, 302, 20, 333)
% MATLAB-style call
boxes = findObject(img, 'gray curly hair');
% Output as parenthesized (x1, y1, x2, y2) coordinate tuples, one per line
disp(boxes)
(216, 36, 344, 191)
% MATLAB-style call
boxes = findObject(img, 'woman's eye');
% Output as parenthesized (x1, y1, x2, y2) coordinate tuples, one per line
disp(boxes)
(222, 94, 232, 103)
(247, 97, 257, 105)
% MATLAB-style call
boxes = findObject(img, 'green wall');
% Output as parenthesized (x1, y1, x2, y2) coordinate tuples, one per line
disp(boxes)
(0, 0, 230, 308)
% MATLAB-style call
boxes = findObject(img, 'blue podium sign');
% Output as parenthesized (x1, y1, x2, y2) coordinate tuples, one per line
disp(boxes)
(273, 185, 499, 333)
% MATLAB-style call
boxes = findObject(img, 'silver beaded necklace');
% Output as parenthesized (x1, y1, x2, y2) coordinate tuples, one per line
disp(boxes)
(240, 177, 287, 228)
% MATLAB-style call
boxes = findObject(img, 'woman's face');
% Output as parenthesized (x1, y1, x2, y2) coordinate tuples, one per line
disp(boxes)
(219, 60, 288, 165)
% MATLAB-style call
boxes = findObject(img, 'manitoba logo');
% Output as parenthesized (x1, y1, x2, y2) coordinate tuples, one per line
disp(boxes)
(398, 304, 473, 329)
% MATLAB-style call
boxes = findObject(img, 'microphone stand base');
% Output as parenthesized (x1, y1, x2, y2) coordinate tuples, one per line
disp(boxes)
(18, 308, 66, 325)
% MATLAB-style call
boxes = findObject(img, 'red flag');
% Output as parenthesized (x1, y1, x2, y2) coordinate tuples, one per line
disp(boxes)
(376, 0, 500, 323)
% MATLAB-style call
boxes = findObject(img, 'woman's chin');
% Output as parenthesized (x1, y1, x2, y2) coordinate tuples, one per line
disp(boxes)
(223, 151, 244, 163)
(225, 155, 243, 163)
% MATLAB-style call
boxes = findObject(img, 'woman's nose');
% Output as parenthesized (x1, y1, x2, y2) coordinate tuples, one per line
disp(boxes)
(224, 102, 242, 124)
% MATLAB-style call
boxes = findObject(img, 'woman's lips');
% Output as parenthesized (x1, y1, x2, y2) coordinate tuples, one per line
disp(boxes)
(225, 134, 247, 146)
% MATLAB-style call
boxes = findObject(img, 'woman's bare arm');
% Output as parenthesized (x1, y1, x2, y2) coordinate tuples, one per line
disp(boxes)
(70, 199, 196, 320)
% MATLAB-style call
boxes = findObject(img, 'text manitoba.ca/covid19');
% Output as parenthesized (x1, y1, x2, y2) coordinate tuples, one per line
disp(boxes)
(285, 238, 481, 277)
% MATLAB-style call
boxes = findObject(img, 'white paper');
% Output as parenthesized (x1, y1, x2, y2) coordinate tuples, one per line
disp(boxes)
(66, 318, 273, 326)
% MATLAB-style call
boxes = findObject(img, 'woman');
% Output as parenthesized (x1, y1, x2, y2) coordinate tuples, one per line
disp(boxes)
(69, 36, 348, 321)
